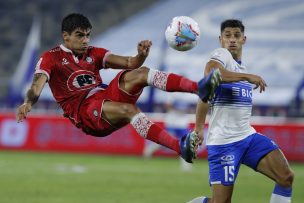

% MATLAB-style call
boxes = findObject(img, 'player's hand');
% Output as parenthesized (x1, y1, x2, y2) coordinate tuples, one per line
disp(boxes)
(137, 40, 152, 58)
(194, 129, 204, 146)
(16, 103, 32, 122)
(247, 74, 267, 93)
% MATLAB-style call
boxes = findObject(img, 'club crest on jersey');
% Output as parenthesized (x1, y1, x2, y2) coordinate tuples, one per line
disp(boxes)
(86, 57, 93, 64)
(62, 58, 69, 65)
(93, 109, 98, 117)
(67, 70, 96, 91)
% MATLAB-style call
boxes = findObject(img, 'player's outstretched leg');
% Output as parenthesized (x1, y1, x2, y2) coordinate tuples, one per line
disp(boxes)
(124, 67, 221, 101)
(146, 68, 199, 93)
(130, 112, 198, 163)
(179, 131, 199, 163)
(198, 69, 221, 102)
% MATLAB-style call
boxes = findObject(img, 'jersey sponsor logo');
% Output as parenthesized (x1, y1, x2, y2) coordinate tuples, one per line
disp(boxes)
(67, 70, 97, 91)
(232, 87, 240, 96)
(212, 82, 253, 107)
(232, 86, 252, 98)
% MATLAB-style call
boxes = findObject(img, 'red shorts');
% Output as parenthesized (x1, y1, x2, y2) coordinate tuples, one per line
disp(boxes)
(79, 70, 142, 137)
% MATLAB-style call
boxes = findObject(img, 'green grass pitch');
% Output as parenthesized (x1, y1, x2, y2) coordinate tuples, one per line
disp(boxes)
(0, 151, 303, 203)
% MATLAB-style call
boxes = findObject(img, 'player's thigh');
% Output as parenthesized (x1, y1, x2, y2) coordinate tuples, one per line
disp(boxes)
(256, 149, 294, 186)
(211, 184, 234, 203)
(102, 100, 140, 123)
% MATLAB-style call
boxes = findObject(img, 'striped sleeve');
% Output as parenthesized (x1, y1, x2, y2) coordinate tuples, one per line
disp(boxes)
(35, 52, 53, 81)
(209, 48, 231, 69)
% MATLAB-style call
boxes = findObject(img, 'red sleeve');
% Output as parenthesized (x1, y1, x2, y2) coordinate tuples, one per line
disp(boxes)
(92, 47, 110, 70)
(35, 51, 54, 81)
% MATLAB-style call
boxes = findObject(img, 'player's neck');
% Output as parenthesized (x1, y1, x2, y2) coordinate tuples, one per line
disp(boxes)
(73, 53, 83, 59)
(61, 43, 84, 58)
(232, 53, 242, 63)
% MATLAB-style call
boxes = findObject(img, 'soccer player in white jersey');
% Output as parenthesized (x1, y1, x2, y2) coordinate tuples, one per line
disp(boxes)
(188, 19, 294, 203)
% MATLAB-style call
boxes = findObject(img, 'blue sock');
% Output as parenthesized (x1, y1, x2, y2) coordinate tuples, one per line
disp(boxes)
(273, 184, 292, 197)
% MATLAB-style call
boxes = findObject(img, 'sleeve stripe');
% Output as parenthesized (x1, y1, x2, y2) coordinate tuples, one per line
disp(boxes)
(210, 58, 225, 67)
(102, 51, 111, 68)
(35, 69, 50, 81)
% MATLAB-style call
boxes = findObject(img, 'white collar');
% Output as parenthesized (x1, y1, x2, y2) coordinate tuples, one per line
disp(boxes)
(59, 44, 73, 53)
(59, 44, 80, 63)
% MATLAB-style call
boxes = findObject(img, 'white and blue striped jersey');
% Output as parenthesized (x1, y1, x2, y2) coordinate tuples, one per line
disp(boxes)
(206, 48, 256, 145)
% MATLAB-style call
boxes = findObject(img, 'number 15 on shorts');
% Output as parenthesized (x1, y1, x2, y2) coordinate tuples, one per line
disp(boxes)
(224, 165, 235, 182)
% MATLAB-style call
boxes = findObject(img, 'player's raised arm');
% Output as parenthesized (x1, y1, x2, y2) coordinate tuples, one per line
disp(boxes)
(16, 73, 48, 122)
(206, 60, 267, 93)
(104, 40, 152, 70)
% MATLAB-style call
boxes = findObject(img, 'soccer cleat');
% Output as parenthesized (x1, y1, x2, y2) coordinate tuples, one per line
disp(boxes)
(179, 131, 199, 163)
(198, 69, 221, 102)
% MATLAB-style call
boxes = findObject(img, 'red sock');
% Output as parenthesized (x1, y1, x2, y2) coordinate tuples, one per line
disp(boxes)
(147, 69, 198, 93)
(146, 124, 180, 154)
(166, 73, 198, 93)
(130, 112, 180, 154)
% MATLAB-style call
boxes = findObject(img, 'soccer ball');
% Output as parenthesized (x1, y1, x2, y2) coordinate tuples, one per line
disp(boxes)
(165, 16, 200, 51)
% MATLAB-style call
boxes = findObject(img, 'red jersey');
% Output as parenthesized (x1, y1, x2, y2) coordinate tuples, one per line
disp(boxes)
(35, 44, 109, 126)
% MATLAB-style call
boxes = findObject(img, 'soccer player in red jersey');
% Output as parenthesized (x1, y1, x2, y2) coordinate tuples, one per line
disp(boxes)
(16, 13, 221, 163)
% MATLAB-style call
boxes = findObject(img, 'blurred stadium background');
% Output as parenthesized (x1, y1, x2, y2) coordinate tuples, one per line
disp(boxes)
(0, 0, 303, 202)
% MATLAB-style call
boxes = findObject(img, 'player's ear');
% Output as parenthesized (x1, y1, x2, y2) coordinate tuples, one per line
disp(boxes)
(219, 36, 222, 44)
(243, 35, 247, 44)
(62, 31, 69, 41)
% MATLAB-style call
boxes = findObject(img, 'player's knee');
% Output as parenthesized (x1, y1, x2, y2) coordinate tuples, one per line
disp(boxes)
(129, 66, 149, 84)
(137, 66, 149, 82)
(277, 170, 294, 187)
(138, 66, 149, 72)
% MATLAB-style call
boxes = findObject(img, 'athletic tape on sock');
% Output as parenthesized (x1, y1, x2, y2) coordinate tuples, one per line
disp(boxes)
(130, 112, 153, 138)
(147, 69, 168, 90)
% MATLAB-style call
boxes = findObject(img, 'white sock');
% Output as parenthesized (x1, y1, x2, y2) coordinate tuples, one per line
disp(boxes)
(187, 196, 207, 203)
(270, 194, 291, 203)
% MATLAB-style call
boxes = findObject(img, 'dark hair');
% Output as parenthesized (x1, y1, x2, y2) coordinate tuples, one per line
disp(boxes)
(61, 13, 92, 33)
(221, 19, 244, 33)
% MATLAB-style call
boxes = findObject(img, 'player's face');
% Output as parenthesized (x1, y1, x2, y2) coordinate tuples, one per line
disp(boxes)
(219, 27, 246, 59)
(63, 28, 91, 55)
